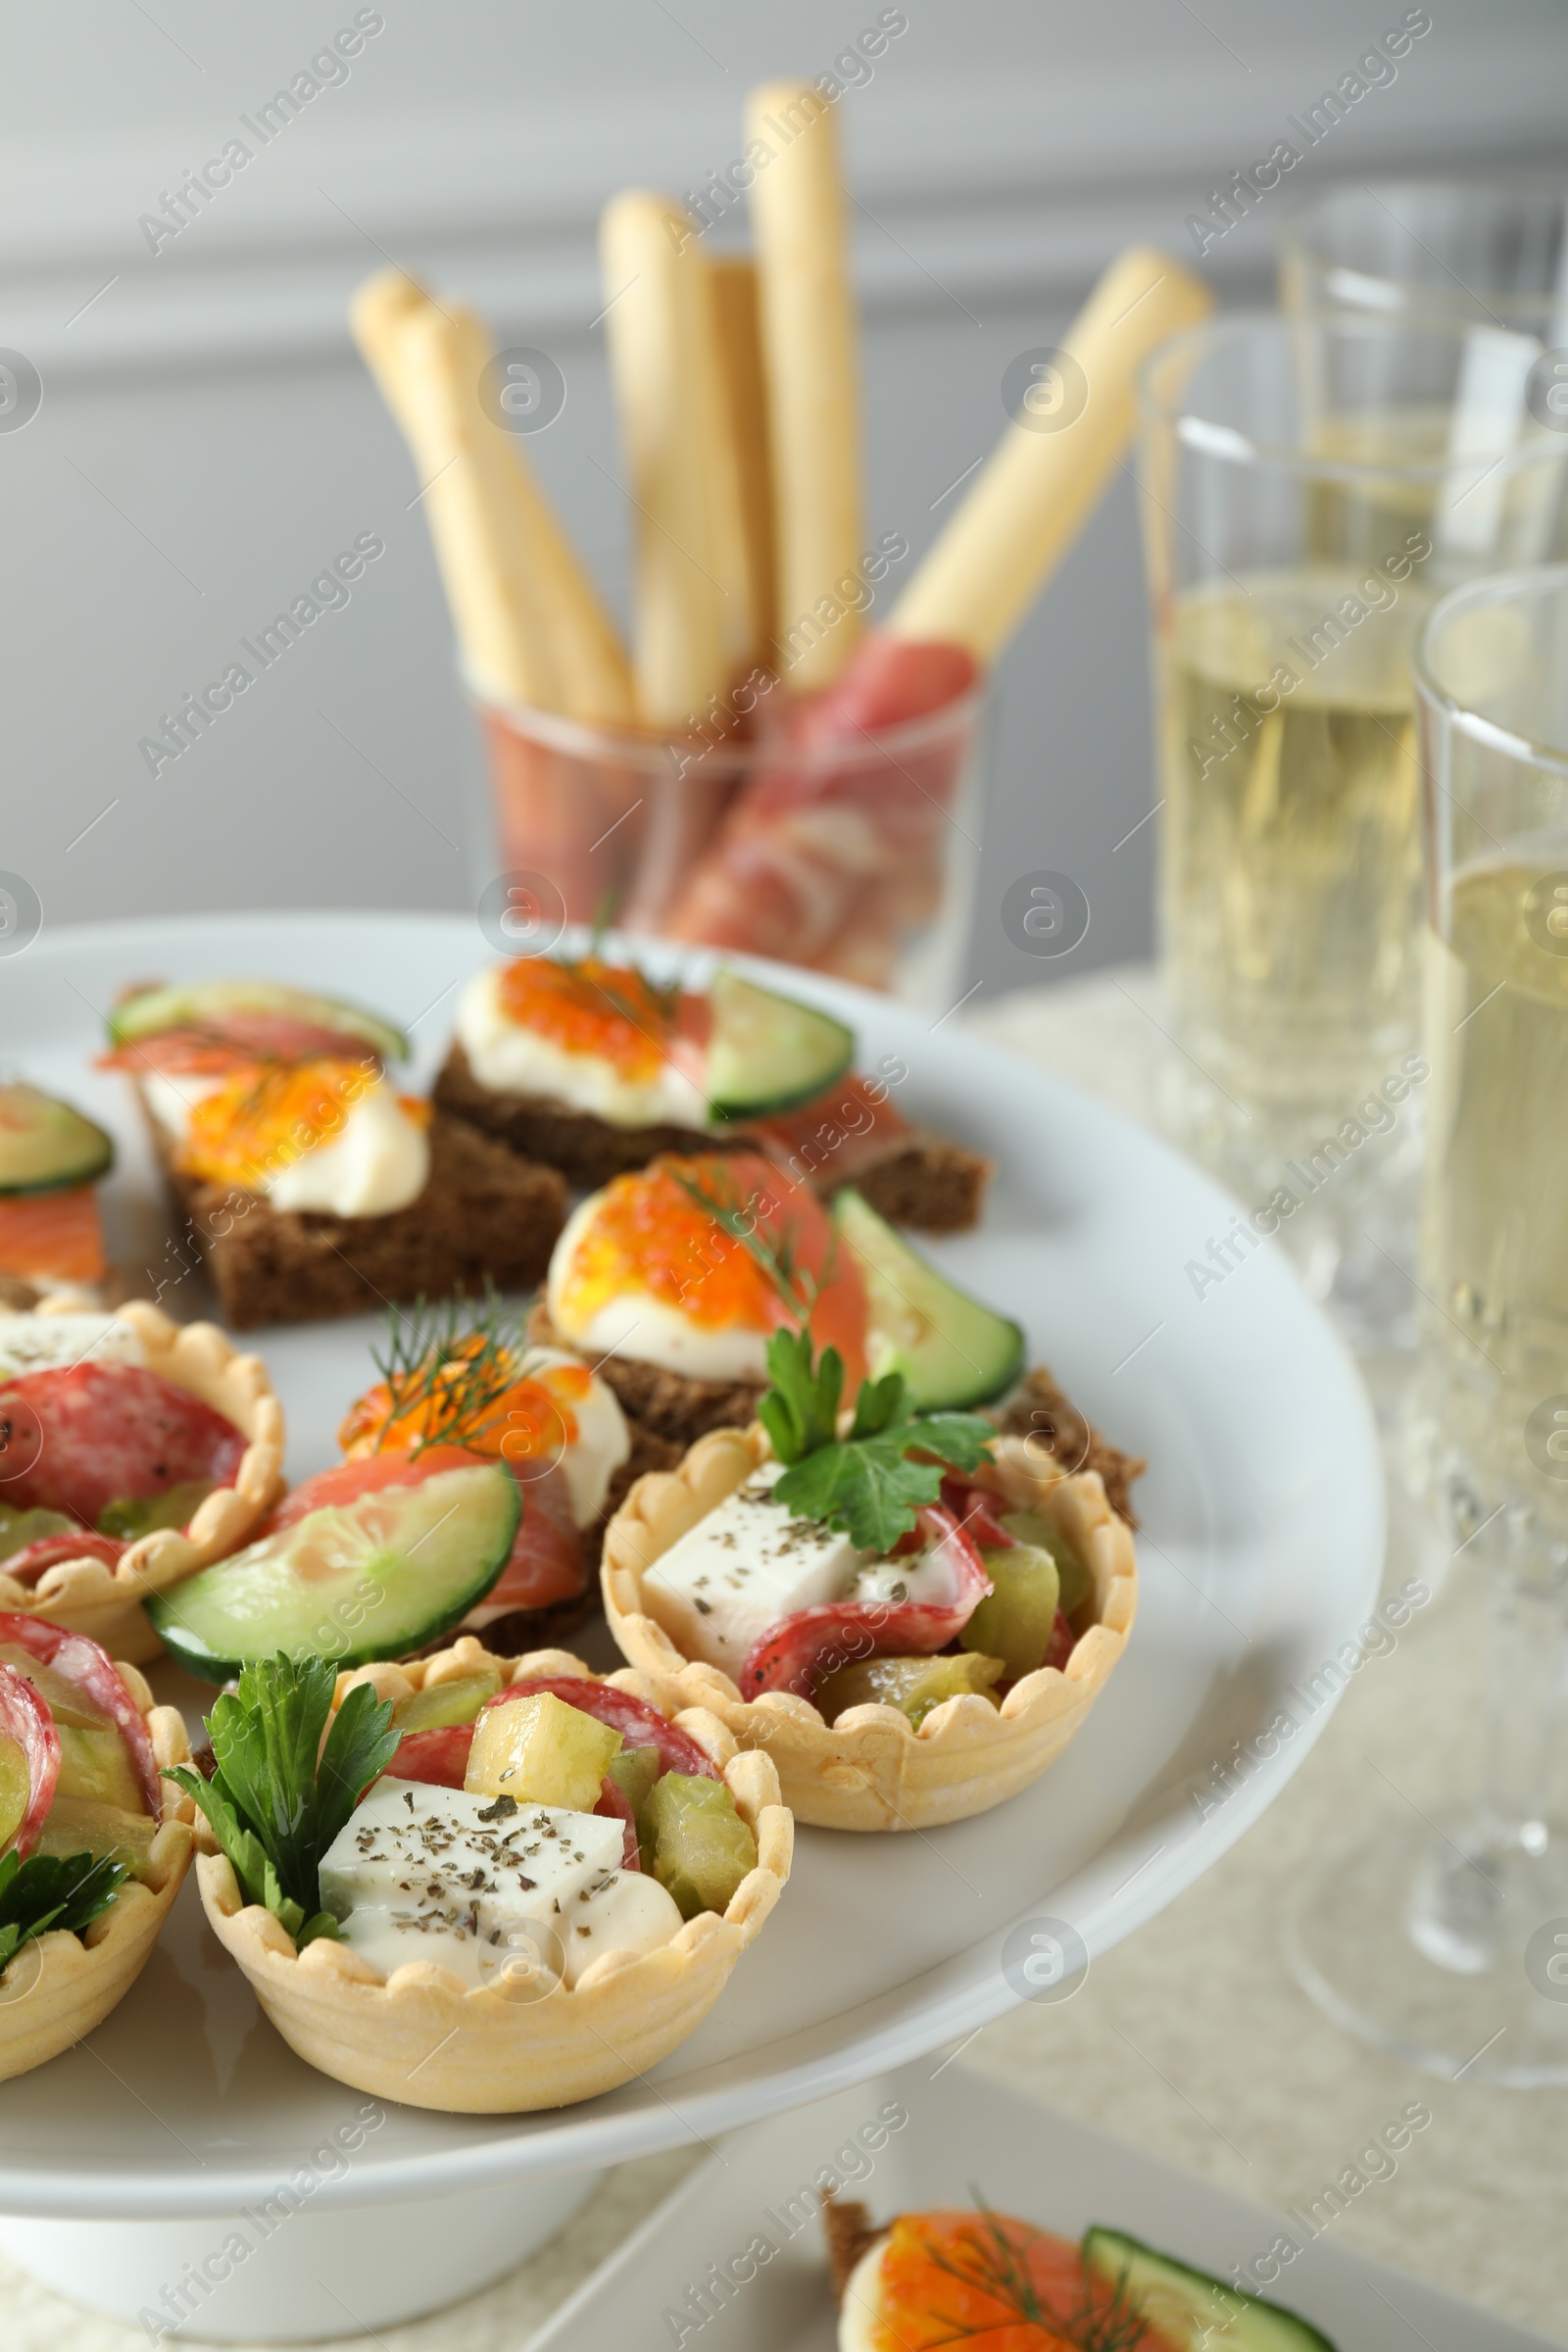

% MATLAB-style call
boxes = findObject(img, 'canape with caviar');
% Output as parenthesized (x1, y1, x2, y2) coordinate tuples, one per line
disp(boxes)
(826, 2194, 1336, 2350)
(104, 978, 565, 1328)
(177, 1644, 790, 2113)
(0, 1613, 194, 2082)
(603, 1328, 1137, 1832)
(147, 1293, 639, 1680)
(436, 949, 990, 1230)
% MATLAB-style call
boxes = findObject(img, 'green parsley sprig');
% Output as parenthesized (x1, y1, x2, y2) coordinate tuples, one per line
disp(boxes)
(166, 1654, 400, 1949)
(0, 1848, 127, 1974)
(760, 1330, 996, 1553)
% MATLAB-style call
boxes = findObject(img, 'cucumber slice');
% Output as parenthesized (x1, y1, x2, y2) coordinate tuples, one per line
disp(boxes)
(109, 980, 408, 1063)
(1083, 2229, 1338, 2350)
(146, 1462, 519, 1683)
(0, 1083, 114, 1197)
(835, 1187, 1023, 1409)
(705, 971, 854, 1122)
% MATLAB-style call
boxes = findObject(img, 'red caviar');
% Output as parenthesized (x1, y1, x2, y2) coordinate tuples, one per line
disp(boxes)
(496, 956, 710, 1082)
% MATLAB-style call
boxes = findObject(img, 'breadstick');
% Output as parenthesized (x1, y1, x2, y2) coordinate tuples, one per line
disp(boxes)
(708, 256, 777, 677)
(351, 272, 635, 723)
(745, 80, 862, 693)
(600, 191, 730, 727)
(889, 245, 1213, 661)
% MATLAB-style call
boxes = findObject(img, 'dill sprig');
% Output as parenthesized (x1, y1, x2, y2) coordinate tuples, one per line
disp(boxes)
(365, 1286, 528, 1455)
(668, 1163, 829, 1326)
(913, 2196, 1155, 2351)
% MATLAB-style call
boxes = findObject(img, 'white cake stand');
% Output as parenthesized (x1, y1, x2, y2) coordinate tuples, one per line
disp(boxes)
(0, 915, 1385, 2339)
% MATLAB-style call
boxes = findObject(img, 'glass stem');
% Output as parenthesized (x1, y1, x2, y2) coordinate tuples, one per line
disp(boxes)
(1475, 1565, 1568, 1858)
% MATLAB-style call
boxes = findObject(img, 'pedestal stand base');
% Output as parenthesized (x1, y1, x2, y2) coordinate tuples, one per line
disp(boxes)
(0, 2169, 603, 2342)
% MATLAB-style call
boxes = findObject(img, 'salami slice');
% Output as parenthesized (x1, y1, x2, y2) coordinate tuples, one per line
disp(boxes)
(737, 1504, 992, 1702)
(0, 1661, 61, 1858)
(0, 1613, 161, 1815)
(1, 1531, 125, 1590)
(489, 1678, 720, 1781)
(0, 1362, 245, 1529)
(594, 1772, 641, 1871)
(384, 1724, 470, 1788)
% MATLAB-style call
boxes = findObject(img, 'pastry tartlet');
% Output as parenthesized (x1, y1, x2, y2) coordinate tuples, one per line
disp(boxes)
(603, 1427, 1137, 1832)
(0, 1660, 194, 2082)
(193, 1641, 793, 2114)
(0, 1298, 285, 1661)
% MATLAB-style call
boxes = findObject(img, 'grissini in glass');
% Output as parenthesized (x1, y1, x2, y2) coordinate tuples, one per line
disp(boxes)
(603, 1426, 1137, 1833)
(192, 1641, 792, 2116)
(0, 1633, 195, 2083)
(0, 1298, 285, 1662)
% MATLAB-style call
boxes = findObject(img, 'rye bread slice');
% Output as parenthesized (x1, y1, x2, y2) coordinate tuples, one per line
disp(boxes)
(989, 1365, 1146, 1528)
(162, 1111, 567, 1331)
(434, 1041, 991, 1231)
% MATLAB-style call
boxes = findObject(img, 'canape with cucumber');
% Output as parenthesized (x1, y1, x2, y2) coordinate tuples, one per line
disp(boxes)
(179, 1641, 792, 2115)
(603, 1329, 1139, 1833)
(0, 1080, 116, 1300)
(148, 1293, 633, 1682)
(0, 1613, 194, 2082)
(833, 2200, 1338, 2349)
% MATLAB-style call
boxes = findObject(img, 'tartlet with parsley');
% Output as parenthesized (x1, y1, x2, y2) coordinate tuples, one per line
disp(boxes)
(602, 1336, 1138, 1832)
(182, 1641, 792, 2114)
(0, 1616, 195, 2082)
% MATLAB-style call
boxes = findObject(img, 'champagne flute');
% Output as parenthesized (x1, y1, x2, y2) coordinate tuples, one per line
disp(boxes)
(1288, 564, 1568, 2084)
(1138, 315, 1568, 1348)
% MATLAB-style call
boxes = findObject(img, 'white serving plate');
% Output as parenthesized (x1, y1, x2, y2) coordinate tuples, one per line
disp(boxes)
(530, 2062, 1554, 2351)
(0, 911, 1383, 2221)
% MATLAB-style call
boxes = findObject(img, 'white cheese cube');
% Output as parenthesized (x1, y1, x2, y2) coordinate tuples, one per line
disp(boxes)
(643, 1462, 864, 1671)
(318, 1778, 622, 1988)
(0, 1312, 144, 1380)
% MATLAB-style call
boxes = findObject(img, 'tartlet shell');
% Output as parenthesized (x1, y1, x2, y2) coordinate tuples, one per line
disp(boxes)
(602, 1427, 1138, 1832)
(0, 1669, 194, 2082)
(194, 1640, 793, 2115)
(0, 1297, 286, 1661)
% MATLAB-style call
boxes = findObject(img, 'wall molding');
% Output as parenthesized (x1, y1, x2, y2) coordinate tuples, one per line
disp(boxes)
(7, 29, 1566, 380)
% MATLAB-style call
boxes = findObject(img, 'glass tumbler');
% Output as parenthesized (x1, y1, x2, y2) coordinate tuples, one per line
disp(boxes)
(1281, 177, 1568, 346)
(1138, 313, 1568, 1343)
(469, 675, 986, 1008)
(1288, 565, 1568, 2084)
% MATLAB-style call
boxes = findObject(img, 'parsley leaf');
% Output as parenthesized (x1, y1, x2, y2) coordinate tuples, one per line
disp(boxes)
(0, 1847, 128, 1972)
(761, 1331, 997, 1554)
(165, 1654, 400, 1948)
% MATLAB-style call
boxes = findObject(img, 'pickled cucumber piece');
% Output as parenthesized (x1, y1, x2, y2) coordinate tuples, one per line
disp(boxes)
(35, 1795, 159, 1881)
(1001, 1509, 1092, 1618)
(0, 1508, 77, 1565)
(606, 1744, 662, 1849)
(393, 1667, 502, 1736)
(0, 1732, 28, 1849)
(55, 1725, 142, 1814)
(0, 1645, 109, 1732)
(465, 1691, 621, 1811)
(644, 1773, 757, 1920)
(97, 1481, 218, 1542)
(815, 1650, 1005, 1731)
(961, 1544, 1060, 1681)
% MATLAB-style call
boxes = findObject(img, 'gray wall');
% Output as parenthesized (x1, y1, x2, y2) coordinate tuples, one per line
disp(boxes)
(4, 1, 1565, 1001)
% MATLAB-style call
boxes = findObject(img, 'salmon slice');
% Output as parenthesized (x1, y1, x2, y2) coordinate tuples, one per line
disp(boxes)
(0, 1187, 107, 1285)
